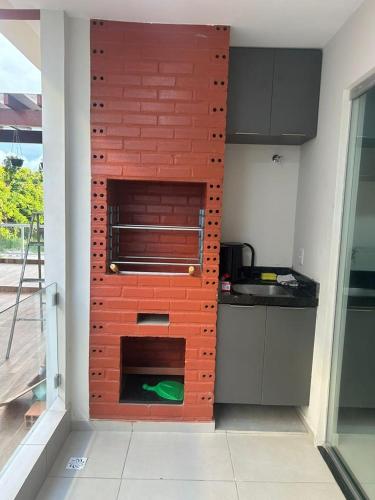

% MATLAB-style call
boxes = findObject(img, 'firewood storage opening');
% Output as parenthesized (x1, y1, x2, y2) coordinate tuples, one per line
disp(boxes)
(107, 180, 206, 275)
(120, 337, 186, 404)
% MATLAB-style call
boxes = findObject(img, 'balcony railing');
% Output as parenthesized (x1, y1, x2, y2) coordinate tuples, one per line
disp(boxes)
(0, 222, 45, 259)
(0, 283, 58, 474)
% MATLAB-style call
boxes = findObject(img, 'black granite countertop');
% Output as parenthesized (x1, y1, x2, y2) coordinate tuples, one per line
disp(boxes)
(219, 266, 319, 308)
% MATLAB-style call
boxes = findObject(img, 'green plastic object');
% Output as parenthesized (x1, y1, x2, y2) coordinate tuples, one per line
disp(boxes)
(142, 380, 184, 401)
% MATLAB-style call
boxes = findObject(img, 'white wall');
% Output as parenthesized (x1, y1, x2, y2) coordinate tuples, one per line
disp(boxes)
(292, 0, 375, 439)
(41, 12, 90, 420)
(0, 0, 41, 69)
(65, 17, 91, 421)
(41, 10, 67, 403)
(222, 144, 300, 267)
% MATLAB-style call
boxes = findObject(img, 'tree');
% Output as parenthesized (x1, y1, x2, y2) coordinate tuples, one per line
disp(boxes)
(0, 162, 43, 242)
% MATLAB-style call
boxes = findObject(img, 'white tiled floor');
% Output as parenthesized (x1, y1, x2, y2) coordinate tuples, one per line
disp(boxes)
(48, 431, 131, 479)
(36, 430, 345, 500)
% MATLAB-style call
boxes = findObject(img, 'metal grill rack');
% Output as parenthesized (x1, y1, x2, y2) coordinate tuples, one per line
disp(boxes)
(108, 207, 205, 275)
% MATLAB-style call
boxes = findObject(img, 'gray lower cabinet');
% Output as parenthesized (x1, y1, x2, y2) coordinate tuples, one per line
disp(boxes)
(339, 309, 375, 408)
(215, 304, 317, 406)
(215, 305, 266, 404)
(262, 307, 316, 406)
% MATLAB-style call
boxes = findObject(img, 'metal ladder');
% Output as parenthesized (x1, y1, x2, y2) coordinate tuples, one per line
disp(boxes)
(5, 212, 44, 360)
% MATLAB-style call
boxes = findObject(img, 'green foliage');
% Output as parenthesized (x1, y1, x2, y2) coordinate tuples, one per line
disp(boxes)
(0, 161, 43, 242)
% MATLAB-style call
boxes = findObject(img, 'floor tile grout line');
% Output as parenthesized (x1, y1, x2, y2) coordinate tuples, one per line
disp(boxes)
(114, 477, 122, 500)
(47, 475, 125, 480)
(44, 474, 336, 484)
(225, 431, 240, 500)
(233, 479, 342, 484)
(115, 477, 240, 482)
(114, 428, 133, 500)
(117, 427, 134, 496)
(116, 430, 132, 500)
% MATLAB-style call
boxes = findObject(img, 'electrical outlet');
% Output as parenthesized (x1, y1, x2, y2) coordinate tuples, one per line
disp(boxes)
(298, 248, 305, 266)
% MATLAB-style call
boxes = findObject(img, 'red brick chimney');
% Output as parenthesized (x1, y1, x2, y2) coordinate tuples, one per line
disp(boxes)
(90, 20, 229, 421)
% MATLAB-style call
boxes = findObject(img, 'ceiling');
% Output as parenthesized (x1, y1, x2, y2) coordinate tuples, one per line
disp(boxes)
(7, 0, 365, 47)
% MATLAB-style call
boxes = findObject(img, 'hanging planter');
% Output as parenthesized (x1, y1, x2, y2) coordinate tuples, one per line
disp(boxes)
(6, 129, 24, 168)
(7, 155, 24, 167)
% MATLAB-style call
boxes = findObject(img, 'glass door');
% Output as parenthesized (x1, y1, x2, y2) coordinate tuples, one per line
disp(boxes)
(326, 84, 375, 499)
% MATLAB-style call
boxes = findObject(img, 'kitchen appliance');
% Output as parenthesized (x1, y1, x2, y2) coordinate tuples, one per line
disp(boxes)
(220, 242, 255, 282)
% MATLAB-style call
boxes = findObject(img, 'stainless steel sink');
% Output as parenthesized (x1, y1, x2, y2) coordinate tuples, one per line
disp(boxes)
(349, 287, 375, 297)
(232, 284, 293, 297)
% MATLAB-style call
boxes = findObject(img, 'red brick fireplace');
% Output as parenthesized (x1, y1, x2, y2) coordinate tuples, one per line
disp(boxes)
(90, 20, 229, 420)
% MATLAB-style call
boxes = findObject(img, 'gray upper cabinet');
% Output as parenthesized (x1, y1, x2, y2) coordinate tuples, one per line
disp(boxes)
(215, 304, 266, 404)
(226, 47, 322, 145)
(262, 307, 316, 406)
(226, 48, 274, 137)
(270, 49, 322, 139)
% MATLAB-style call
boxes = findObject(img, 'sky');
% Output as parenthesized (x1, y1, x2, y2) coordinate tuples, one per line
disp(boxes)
(0, 32, 42, 170)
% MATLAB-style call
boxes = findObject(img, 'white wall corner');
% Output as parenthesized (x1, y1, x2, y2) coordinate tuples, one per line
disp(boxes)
(65, 16, 91, 421)
(40, 10, 68, 405)
(41, 12, 91, 421)
(293, 0, 375, 440)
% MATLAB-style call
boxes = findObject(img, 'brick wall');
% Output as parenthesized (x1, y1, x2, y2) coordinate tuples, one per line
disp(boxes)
(90, 20, 229, 420)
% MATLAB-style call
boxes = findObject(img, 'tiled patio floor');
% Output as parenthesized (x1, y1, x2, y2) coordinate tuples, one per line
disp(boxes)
(36, 430, 344, 499)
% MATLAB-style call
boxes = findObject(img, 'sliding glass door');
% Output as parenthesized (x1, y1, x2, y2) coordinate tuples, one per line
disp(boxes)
(326, 84, 375, 499)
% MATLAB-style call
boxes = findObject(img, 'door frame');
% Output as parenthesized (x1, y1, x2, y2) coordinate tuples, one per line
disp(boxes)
(317, 69, 375, 445)
(325, 92, 366, 445)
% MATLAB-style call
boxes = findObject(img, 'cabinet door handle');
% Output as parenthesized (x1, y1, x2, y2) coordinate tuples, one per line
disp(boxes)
(276, 306, 307, 310)
(227, 304, 257, 308)
(281, 133, 306, 136)
(234, 132, 261, 135)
